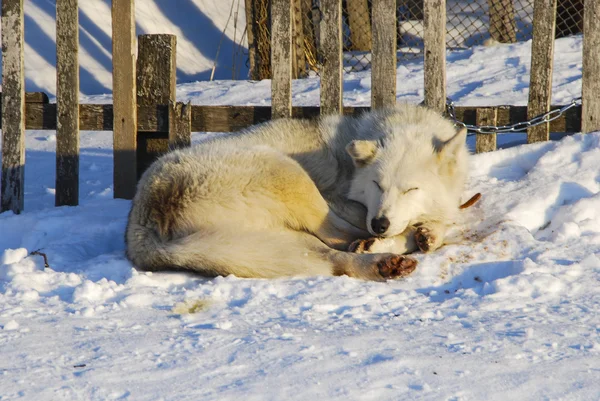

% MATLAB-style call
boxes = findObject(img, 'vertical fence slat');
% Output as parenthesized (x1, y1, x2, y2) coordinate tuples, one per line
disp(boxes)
(311, 2, 321, 50)
(271, 0, 292, 118)
(582, 0, 600, 133)
(112, 0, 137, 199)
(487, 0, 517, 43)
(291, 0, 306, 78)
(1, 0, 25, 214)
(347, 0, 372, 51)
(371, 0, 397, 109)
(169, 101, 192, 149)
(244, 0, 258, 80)
(136, 34, 177, 178)
(423, 0, 447, 113)
(319, 0, 342, 115)
(527, 0, 557, 143)
(475, 108, 497, 153)
(55, 0, 79, 206)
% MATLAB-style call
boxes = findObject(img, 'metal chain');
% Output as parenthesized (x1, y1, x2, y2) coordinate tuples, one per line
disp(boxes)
(446, 97, 582, 135)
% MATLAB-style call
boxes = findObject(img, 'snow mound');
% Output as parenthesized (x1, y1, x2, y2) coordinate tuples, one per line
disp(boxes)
(2, 131, 600, 399)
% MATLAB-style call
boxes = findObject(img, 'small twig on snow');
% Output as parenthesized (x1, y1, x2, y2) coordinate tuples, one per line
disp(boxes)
(30, 249, 50, 267)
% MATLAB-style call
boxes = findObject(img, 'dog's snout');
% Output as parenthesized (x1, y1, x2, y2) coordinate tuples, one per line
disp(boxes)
(371, 216, 390, 235)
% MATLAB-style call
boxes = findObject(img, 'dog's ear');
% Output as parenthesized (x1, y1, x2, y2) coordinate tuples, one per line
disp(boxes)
(346, 140, 379, 167)
(434, 127, 467, 158)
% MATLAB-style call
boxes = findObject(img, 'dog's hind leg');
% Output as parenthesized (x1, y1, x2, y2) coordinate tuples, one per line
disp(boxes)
(163, 226, 416, 281)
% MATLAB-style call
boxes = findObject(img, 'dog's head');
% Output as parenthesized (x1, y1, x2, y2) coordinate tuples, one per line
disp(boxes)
(346, 124, 468, 237)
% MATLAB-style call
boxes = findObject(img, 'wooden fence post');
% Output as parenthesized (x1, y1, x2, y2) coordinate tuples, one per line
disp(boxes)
(311, 2, 322, 51)
(582, 0, 600, 133)
(371, 0, 397, 108)
(320, 0, 343, 115)
(169, 101, 192, 149)
(527, 0, 557, 143)
(475, 108, 497, 153)
(292, 0, 307, 78)
(488, 0, 517, 43)
(245, 0, 259, 80)
(112, 0, 137, 199)
(347, 0, 372, 51)
(271, 0, 292, 118)
(423, 0, 446, 113)
(55, 0, 79, 206)
(136, 34, 177, 178)
(1, 0, 25, 214)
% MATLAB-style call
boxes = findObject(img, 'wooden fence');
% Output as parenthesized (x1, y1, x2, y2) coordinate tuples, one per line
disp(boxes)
(1, 0, 599, 214)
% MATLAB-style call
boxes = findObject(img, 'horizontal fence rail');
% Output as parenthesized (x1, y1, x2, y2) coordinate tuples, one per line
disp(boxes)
(1, 0, 598, 213)
(0, 96, 582, 134)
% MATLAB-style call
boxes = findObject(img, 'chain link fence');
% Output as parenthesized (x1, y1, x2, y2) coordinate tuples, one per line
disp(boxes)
(248, 0, 584, 77)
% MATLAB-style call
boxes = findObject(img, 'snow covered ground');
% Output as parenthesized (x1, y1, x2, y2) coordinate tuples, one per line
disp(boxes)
(1, 3, 600, 399)
(2, 126, 600, 400)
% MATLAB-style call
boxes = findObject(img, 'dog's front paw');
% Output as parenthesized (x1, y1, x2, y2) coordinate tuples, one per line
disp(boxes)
(415, 227, 437, 252)
(377, 255, 417, 279)
(349, 237, 401, 254)
(349, 238, 377, 253)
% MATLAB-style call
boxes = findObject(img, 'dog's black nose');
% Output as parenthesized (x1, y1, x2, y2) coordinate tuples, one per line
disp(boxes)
(371, 216, 390, 234)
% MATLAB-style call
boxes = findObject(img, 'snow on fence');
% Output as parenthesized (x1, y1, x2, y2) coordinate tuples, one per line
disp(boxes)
(1, 0, 599, 214)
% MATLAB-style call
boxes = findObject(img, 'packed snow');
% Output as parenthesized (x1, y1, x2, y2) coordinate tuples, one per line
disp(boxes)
(1, 1, 600, 400)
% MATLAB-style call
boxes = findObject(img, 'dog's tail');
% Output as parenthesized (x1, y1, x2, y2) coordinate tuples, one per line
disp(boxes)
(125, 222, 177, 272)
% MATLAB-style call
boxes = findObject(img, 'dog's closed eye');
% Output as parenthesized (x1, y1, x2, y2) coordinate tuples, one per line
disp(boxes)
(404, 187, 419, 194)
(373, 180, 383, 191)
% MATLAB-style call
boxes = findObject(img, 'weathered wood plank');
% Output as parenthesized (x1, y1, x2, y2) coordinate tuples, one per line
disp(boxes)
(423, 0, 446, 113)
(291, 0, 306, 78)
(137, 36, 177, 106)
(319, 0, 343, 115)
(311, 1, 321, 50)
(0, 92, 48, 104)
(582, 0, 600, 133)
(17, 104, 582, 134)
(0, 93, 48, 128)
(488, 0, 517, 43)
(56, 0, 79, 206)
(271, 0, 292, 118)
(244, 0, 259, 80)
(169, 101, 191, 149)
(347, 0, 372, 51)
(1, 0, 25, 214)
(527, 0, 557, 143)
(112, 0, 137, 199)
(475, 108, 497, 153)
(371, 0, 397, 108)
(136, 34, 177, 178)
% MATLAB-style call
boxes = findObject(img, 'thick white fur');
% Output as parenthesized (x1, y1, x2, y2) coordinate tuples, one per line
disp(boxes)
(345, 105, 469, 254)
(125, 103, 468, 279)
